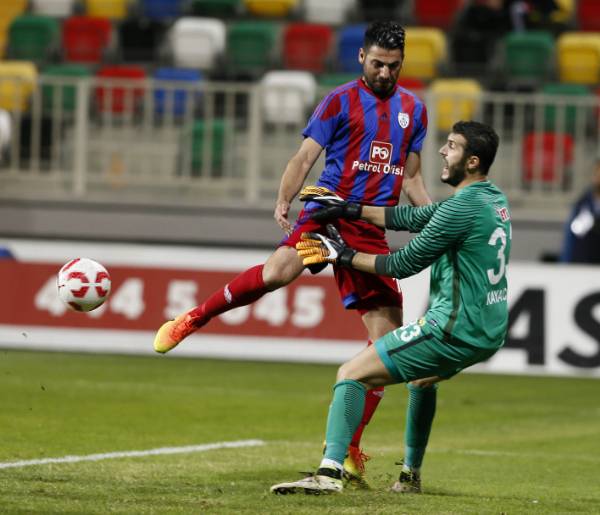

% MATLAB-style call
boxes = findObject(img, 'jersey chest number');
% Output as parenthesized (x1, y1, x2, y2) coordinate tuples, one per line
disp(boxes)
(487, 227, 508, 285)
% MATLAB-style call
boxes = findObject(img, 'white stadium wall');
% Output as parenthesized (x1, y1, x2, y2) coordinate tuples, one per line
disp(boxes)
(1, 238, 599, 378)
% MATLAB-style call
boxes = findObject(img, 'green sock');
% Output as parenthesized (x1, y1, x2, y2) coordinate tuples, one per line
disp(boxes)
(404, 383, 437, 470)
(323, 379, 367, 465)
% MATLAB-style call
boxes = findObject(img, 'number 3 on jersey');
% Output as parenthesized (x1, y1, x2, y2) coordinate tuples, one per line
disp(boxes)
(487, 226, 509, 286)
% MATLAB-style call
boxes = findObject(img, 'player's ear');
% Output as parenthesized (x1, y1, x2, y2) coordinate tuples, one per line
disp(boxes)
(358, 48, 365, 65)
(467, 155, 480, 172)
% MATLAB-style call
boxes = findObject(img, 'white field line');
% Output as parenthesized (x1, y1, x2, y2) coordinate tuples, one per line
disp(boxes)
(0, 439, 265, 470)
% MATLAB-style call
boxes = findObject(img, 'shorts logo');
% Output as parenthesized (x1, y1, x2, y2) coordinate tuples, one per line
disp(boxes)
(369, 141, 392, 164)
(398, 112, 410, 128)
(224, 285, 233, 304)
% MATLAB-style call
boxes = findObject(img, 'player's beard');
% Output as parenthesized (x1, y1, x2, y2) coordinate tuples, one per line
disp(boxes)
(441, 155, 468, 187)
(363, 75, 394, 96)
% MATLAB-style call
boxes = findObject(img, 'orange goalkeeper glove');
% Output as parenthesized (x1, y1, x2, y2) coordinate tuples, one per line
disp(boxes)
(296, 224, 357, 268)
(298, 186, 362, 221)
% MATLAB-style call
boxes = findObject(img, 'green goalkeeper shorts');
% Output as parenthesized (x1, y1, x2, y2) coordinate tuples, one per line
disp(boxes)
(374, 316, 499, 383)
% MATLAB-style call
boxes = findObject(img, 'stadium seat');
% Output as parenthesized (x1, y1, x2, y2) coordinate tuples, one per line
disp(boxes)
(243, 0, 298, 18)
(226, 21, 278, 76)
(503, 31, 554, 85)
(30, 0, 76, 17)
(153, 67, 202, 116)
(95, 65, 146, 114)
(42, 63, 92, 111)
(191, 118, 226, 174)
(430, 79, 482, 131)
(337, 24, 367, 73)
(413, 0, 462, 30)
(283, 23, 333, 73)
(0, 61, 37, 111)
(190, 0, 241, 17)
(85, 0, 129, 19)
(63, 16, 113, 64)
(557, 32, 600, 84)
(261, 70, 316, 124)
(402, 27, 447, 80)
(577, 0, 600, 32)
(522, 132, 574, 185)
(542, 83, 590, 134)
(140, 0, 184, 20)
(397, 76, 426, 93)
(304, 0, 354, 25)
(357, 0, 403, 21)
(118, 17, 166, 63)
(0, 0, 28, 21)
(552, 0, 574, 23)
(169, 17, 226, 71)
(8, 15, 60, 64)
(318, 73, 356, 88)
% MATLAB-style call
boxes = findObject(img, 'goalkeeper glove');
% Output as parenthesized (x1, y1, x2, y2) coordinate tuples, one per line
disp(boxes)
(298, 186, 362, 221)
(296, 224, 357, 268)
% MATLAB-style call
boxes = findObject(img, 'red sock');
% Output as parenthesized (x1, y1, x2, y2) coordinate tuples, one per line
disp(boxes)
(188, 265, 269, 325)
(351, 339, 385, 448)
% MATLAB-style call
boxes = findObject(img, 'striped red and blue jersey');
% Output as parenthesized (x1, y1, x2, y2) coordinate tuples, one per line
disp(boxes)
(302, 78, 428, 207)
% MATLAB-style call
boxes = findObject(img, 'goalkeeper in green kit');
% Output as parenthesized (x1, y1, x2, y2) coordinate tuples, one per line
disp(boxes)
(271, 121, 511, 495)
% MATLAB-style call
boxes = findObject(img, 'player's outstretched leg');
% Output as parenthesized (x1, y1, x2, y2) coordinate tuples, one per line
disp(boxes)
(391, 383, 437, 493)
(154, 264, 269, 353)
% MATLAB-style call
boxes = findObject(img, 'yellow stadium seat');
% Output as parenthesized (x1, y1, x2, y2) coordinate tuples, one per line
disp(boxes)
(243, 0, 298, 18)
(557, 32, 600, 84)
(0, 61, 37, 111)
(402, 27, 447, 80)
(430, 78, 482, 131)
(552, 0, 574, 22)
(85, 0, 129, 19)
(0, 0, 28, 22)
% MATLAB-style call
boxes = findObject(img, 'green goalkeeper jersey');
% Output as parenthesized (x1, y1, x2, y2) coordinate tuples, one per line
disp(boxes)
(375, 180, 511, 350)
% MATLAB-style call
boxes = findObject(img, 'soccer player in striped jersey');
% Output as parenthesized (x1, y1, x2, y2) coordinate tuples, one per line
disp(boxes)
(154, 21, 431, 484)
(271, 121, 511, 495)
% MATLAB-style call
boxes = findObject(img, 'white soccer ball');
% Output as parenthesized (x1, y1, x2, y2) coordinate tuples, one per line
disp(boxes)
(57, 258, 111, 312)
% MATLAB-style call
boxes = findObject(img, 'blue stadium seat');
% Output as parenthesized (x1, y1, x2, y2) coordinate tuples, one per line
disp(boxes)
(153, 68, 202, 116)
(140, 0, 184, 20)
(337, 24, 366, 73)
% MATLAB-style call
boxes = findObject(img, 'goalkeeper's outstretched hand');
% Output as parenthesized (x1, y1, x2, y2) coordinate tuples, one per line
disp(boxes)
(298, 186, 362, 221)
(295, 224, 357, 268)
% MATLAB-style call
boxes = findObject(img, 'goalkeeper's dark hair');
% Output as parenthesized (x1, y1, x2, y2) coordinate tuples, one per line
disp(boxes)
(364, 21, 405, 55)
(452, 121, 499, 175)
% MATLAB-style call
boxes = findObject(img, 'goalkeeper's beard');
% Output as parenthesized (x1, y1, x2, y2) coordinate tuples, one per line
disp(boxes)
(441, 156, 468, 187)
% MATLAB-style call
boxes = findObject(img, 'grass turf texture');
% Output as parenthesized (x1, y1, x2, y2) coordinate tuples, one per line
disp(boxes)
(0, 350, 599, 514)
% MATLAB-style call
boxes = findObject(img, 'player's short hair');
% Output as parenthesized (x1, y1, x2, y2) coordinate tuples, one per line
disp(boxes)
(452, 121, 499, 175)
(363, 21, 406, 55)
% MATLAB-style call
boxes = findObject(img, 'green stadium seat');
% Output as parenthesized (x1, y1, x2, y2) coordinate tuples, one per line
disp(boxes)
(227, 21, 278, 76)
(191, 0, 240, 17)
(542, 83, 590, 134)
(42, 64, 92, 112)
(317, 73, 356, 88)
(8, 15, 60, 63)
(504, 31, 554, 84)
(191, 118, 226, 174)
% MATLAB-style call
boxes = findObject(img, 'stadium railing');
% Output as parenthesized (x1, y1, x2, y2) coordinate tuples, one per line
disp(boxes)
(0, 75, 598, 222)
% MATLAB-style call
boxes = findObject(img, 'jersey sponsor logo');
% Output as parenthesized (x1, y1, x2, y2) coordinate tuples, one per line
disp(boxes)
(486, 287, 507, 305)
(496, 206, 510, 222)
(398, 112, 410, 128)
(369, 141, 392, 164)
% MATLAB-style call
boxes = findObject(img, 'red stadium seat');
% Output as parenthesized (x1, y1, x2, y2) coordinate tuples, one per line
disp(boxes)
(414, 0, 463, 30)
(63, 16, 112, 63)
(95, 65, 146, 113)
(283, 23, 333, 73)
(577, 0, 600, 32)
(522, 132, 574, 184)
(396, 77, 426, 92)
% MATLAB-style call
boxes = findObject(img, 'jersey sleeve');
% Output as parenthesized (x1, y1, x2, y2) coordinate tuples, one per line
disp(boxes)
(407, 101, 428, 154)
(384, 203, 441, 232)
(302, 91, 342, 148)
(375, 195, 476, 278)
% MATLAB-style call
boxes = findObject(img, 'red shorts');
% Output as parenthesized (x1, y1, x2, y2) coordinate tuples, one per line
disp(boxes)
(280, 209, 403, 312)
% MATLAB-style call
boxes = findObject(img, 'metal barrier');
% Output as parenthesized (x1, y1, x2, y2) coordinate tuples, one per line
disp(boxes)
(0, 75, 598, 220)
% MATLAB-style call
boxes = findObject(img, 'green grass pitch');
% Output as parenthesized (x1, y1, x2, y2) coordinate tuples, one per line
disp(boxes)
(0, 349, 599, 514)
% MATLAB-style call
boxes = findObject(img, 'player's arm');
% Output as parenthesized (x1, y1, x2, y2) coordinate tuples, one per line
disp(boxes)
(275, 137, 323, 234)
(402, 151, 432, 207)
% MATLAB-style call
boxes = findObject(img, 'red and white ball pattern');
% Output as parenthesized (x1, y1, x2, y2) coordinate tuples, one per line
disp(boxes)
(57, 258, 111, 312)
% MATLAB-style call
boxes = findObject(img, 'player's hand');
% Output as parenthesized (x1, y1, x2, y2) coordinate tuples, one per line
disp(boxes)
(298, 186, 362, 221)
(295, 224, 357, 267)
(274, 200, 292, 235)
